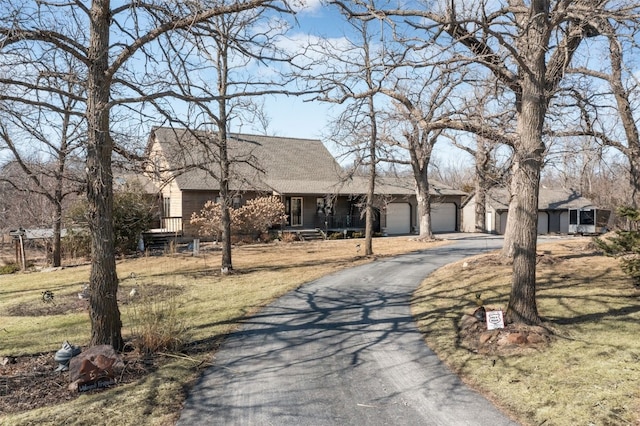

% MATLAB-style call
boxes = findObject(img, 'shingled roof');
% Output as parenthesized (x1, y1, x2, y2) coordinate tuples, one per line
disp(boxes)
(148, 127, 465, 197)
(149, 127, 344, 194)
(484, 187, 596, 210)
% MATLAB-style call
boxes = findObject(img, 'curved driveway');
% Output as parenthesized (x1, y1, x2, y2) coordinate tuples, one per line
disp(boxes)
(178, 234, 518, 425)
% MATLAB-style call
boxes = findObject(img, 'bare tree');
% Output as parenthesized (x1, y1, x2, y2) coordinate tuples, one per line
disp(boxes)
(302, 6, 389, 255)
(0, 0, 292, 349)
(558, 18, 640, 207)
(352, 0, 621, 324)
(150, 5, 297, 273)
(378, 61, 468, 240)
(0, 53, 85, 266)
(445, 87, 514, 233)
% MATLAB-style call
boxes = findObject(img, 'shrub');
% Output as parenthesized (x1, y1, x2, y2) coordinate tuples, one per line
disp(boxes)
(191, 195, 288, 241)
(0, 263, 20, 274)
(280, 232, 297, 243)
(594, 206, 640, 285)
(61, 228, 91, 259)
(127, 286, 188, 355)
(66, 181, 155, 255)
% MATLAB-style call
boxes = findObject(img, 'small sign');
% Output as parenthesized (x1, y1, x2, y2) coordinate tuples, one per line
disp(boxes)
(78, 377, 116, 392)
(486, 310, 505, 330)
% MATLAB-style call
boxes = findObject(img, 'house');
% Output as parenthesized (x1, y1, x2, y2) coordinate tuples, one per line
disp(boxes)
(461, 187, 605, 234)
(145, 127, 466, 237)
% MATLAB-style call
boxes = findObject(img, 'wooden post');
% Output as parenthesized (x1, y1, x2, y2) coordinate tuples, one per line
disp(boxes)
(18, 234, 25, 270)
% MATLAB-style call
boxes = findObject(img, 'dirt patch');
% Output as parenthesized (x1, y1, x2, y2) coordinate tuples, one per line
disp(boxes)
(458, 308, 554, 356)
(5, 284, 183, 317)
(0, 350, 160, 415)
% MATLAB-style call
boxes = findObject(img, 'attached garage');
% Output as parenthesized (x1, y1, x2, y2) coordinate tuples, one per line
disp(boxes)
(386, 203, 411, 235)
(431, 203, 457, 233)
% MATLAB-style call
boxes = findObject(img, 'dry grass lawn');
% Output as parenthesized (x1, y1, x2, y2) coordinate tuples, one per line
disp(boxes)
(4, 236, 638, 426)
(413, 238, 640, 426)
(0, 236, 445, 425)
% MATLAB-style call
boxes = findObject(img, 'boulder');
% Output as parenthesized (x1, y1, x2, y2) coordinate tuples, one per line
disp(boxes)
(459, 314, 479, 330)
(526, 332, 548, 344)
(505, 332, 527, 345)
(69, 345, 124, 383)
(479, 330, 498, 345)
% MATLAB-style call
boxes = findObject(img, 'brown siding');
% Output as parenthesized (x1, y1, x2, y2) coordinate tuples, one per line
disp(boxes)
(181, 190, 268, 237)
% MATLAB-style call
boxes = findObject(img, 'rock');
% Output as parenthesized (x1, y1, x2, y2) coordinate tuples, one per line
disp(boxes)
(69, 345, 123, 382)
(459, 314, 479, 330)
(526, 333, 547, 344)
(479, 331, 498, 345)
(505, 332, 527, 345)
(473, 306, 486, 322)
(1, 356, 16, 366)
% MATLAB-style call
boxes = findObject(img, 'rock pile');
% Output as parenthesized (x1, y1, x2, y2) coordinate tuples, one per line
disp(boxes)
(458, 309, 553, 356)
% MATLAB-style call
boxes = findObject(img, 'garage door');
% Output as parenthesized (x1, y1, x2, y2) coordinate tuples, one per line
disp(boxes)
(560, 211, 569, 234)
(431, 203, 457, 232)
(499, 212, 509, 234)
(537, 212, 549, 234)
(386, 203, 411, 234)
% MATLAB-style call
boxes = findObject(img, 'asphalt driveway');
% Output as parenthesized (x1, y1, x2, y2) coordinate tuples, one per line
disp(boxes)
(178, 234, 518, 425)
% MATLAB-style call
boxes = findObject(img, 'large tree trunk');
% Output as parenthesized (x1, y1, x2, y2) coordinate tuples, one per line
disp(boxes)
(505, 149, 542, 325)
(86, 0, 123, 350)
(504, 0, 548, 325)
(364, 86, 377, 256)
(218, 96, 233, 273)
(474, 145, 488, 233)
(52, 201, 62, 267)
(364, 174, 375, 256)
(630, 155, 640, 208)
(415, 174, 434, 240)
(410, 134, 434, 240)
(218, 129, 232, 273)
(474, 187, 487, 233)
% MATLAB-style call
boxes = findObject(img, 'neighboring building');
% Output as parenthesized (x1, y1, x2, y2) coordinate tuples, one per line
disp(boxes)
(145, 127, 466, 237)
(461, 187, 603, 234)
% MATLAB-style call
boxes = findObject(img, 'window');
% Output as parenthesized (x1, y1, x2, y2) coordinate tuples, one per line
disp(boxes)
(162, 197, 171, 217)
(316, 197, 325, 214)
(569, 209, 577, 225)
(580, 210, 595, 225)
(232, 196, 242, 209)
(291, 197, 303, 226)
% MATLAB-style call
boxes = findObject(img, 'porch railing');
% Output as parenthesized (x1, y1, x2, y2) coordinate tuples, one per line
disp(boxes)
(159, 217, 183, 233)
(317, 214, 365, 230)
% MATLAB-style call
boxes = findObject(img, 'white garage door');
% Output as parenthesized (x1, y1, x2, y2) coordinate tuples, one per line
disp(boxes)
(386, 203, 411, 234)
(431, 203, 457, 233)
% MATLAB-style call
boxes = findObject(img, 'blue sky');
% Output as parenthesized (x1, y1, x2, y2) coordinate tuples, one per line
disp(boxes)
(255, 2, 474, 169)
(259, 1, 346, 141)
